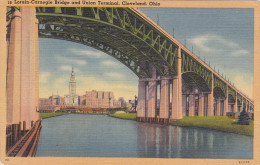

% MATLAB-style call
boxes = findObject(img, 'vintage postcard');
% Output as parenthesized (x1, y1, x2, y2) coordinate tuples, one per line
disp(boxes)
(0, 0, 259, 164)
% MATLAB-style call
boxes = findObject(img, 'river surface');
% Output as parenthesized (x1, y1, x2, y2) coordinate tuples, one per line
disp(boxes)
(35, 114, 253, 158)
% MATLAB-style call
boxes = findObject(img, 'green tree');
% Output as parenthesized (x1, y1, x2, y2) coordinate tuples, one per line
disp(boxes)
(238, 109, 250, 125)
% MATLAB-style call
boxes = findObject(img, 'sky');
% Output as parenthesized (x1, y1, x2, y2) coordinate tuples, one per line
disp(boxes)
(39, 8, 254, 100)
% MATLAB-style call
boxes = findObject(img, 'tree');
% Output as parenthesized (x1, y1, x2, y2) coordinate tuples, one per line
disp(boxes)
(238, 108, 250, 125)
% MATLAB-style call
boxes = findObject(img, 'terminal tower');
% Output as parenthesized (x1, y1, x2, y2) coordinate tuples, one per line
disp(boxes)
(64, 67, 78, 105)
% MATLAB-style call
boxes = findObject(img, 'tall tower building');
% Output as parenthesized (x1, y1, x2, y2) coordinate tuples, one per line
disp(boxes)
(69, 67, 76, 104)
(64, 67, 78, 105)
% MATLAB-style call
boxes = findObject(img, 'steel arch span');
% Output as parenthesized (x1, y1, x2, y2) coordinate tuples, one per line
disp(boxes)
(36, 7, 179, 78)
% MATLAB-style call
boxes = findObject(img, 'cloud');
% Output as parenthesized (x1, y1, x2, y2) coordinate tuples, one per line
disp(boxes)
(222, 69, 253, 99)
(69, 48, 104, 58)
(59, 65, 81, 73)
(230, 50, 249, 56)
(232, 75, 253, 99)
(101, 60, 120, 67)
(190, 35, 212, 52)
(104, 72, 124, 79)
(39, 72, 51, 83)
(190, 34, 249, 56)
(56, 56, 87, 65)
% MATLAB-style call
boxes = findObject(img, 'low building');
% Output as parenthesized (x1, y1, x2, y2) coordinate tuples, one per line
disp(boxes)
(64, 94, 79, 106)
(113, 99, 122, 108)
(40, 94, 64, 106)
(39, 98, 52, 105)
(79, 95, 86, 105)
(39, 105, 60, 112)
(85, 90, 114, 108)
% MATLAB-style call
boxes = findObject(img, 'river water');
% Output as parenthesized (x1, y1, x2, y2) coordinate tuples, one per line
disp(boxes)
(35, 114, 253, 158)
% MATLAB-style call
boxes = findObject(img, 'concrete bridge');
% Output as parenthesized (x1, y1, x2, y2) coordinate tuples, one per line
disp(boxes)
(4, 7, 253, 155)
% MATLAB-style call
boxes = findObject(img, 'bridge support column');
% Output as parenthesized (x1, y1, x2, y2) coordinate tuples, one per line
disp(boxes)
(147, 81, 157, 119)
(188, 95, 195, 116)
(20, 7, 39, 129)
(228, 104, 232, 112)
(137, 79, 146, 118)
(208, 73, 214, 116)
(198, 94, 204, 116)
(216, 100, 221, 116)
(241, 99, 244, 111)
(234, 103, 238, 112)
(171, 47, 182, 120)
(246, 101, 249, 112)
(34, 17, 40, 122)
(224, 86, 228, 116)
(234, 93, 238, 112)
(160, 78, 170, 119)
(7, 10, 22, 125)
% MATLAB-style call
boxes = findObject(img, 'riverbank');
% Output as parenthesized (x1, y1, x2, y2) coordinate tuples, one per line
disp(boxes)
(40, 112, 68, 119)
(109, 113, 137, 120)
(170, 116, 253, 136)
(108, 114, 253, 136)
(40, 112, 109, 119)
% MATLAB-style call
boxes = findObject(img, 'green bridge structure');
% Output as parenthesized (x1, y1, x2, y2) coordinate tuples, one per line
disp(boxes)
(5, 7, 254, 156)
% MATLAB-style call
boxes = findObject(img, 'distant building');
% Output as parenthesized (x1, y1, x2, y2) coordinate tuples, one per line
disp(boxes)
(79, 95, 86, 105)
(39, 98, 52, 105)
(49, 94, 64, 105)
(39, 93, 64, 106)
(82, 90, 114, 108)
(39, 105, 60, 113)
(113, 99, 121, 108)
(64, 67, 79, 105)
(118, 97, 126, 107)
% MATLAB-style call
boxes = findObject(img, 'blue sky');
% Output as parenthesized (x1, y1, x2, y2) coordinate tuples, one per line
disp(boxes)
(39, 8, 254, 100)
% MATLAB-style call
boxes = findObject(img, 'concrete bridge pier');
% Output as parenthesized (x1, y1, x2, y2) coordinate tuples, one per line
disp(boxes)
(207, 73, 214, 116)
(146, 64, 157, 122)
(159, 77, 170, 123)
(228, 104, 233, 112)
(188, 95, 195, 116)
(198, 94, 205, 116)
(224, 86, 229, 115)
(147, 80, 157, 120)
(241, 99, 244, 112)
(234, 93, 238, 112)
(171, 47, 183, 120)
(20, 7, 39, 128)
(7, 7, 40, 128)
(7, 10, 22, 126)
(216, 99, 221, 116)
(6, 7, 41, 156)
(137, 79, 146, 120)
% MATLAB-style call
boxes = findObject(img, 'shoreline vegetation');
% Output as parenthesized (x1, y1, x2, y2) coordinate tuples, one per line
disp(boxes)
(108, 113, 253, 136)
(40, 112, 68, 119)
(39, 112, 108, 119)
(40, 112, 253, 136)
(109, 113, 137, 120)
(170, 116, 253, 136)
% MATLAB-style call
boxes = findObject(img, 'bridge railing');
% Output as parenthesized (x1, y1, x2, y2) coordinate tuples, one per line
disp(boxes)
(6, 119, 42, 157)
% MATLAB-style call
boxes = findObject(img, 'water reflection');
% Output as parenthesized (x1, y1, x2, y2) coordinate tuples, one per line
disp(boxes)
(36, 115, 252, 158)
(136, 122, 253, 159)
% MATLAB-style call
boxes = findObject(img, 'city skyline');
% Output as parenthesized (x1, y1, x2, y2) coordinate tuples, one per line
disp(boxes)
(39, 8, 253, 100)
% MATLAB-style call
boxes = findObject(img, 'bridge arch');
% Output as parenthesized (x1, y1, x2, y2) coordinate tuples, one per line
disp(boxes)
(36, 7, 179, 78)
(213, 87, 225, 99)
(182, 72, 211, 94)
